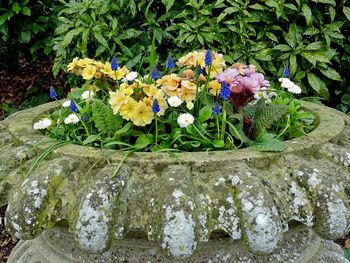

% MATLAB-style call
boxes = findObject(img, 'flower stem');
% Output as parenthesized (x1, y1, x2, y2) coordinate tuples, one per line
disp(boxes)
(155, 118, 158, 145)
(221, 101, 226, 140)
(216, 115, 220, 139)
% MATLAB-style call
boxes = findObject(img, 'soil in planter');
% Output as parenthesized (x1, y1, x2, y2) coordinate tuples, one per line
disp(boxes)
(0, 205, 18, 263)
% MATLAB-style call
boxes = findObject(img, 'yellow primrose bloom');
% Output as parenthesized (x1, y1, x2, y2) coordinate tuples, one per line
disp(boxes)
(143, 84, 158, 97)
(77, 58, 89, 68)
(209, 80, 221, 96)
(119, 98, 137, 121)
(108, 66, 129, 80)
(181, 80, 196, 90)
(67, 57, 79, 71)
(120, 83, 134, 96)
(94, 71, 102, 79)
(207, 54, 225, 77)
(101, 62, 113, 75)
(154, 90, 168, 116)
(109, 91, 128, 113)
(177, 51, 205, 68)
(157, 74, 181, 97)
(130, 101, 154, 126)
(82, 65, 96, 80)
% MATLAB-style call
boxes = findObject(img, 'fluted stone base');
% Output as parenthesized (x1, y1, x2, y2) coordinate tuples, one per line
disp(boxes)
(8, 226, 348, 263)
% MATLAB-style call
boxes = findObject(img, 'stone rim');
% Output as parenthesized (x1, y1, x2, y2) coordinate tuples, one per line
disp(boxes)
(6, 100, 345, 163)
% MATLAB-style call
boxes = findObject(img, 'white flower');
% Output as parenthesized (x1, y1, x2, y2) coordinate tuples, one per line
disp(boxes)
(125, 71, 138, 81)
(62, 100, 71, 107)
(81, 90, 94, 100)
(279, 78, 301, 94)
(33, 118, 52, 130)
(64, 113, 80, 124)
(177, 113, 195, 128)
(167, 96, 182, 107)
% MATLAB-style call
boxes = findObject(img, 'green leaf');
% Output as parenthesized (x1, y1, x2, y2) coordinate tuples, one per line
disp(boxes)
(94, 31, 109, 48)
(305, 42, 323, 51)
(311, 0, 335, 6)
(83, 135, 101, 145)
(341, 94, 350, 105)
(115, 122, 132, 135)
(12, 3, 21, 14)
(344, 248, 350, 261)
(250, 133, 284, 152)
(20, 31, 31, 43)
(21, 6, 31, 16)
(273, 44, 291, 51)
(134, 133, 154, 149)
(289, 55, 297, 76)
(344, 6, 350, 20)
(266, 32, 278, 42)
(212, 139, 225, 148)
(92, 100, 123, 134)
(198, 105, 212, 123)
(302, 4, 312, 26)
(62, 28, 83, 47)
(319, 67, 341, 81)
(307, 73, 329, 99)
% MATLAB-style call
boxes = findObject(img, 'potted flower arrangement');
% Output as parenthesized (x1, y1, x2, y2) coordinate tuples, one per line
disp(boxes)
(33, 50, 313, 153)
(2, 50, 350, 263)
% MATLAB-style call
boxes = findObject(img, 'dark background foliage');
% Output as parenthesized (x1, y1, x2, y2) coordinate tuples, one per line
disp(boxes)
(0, 0, 349, 114)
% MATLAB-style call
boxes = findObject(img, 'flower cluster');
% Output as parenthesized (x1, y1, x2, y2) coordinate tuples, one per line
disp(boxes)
(35, 50, 310, 152)
(109, 81, 168, 126)
(67, 58, 129, 80)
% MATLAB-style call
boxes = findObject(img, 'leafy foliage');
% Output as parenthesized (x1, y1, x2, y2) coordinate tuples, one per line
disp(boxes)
(244, 98, 288, 139)
(91, 100, 123, 135)
(0, 0, 61, 70)
(51, 0, 350, 113)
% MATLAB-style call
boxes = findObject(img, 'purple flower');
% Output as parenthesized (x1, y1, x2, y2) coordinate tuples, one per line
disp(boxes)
(213, 102, 221, 115)
(283, 64, 290, 78)
(82, 112, 88, 123)
(220, 81, 230, 100)
(49, 86, 57, 99)
(152, 99, 160, 113)
(166, 57, 175, 69)
(249, 73, 270, 88)
(111, 56, 118, 71)
(205, 49, 212, 67)
(151, 65, 158, 81)
(216, 68, 240, 84)
(69, 99, 78, 113)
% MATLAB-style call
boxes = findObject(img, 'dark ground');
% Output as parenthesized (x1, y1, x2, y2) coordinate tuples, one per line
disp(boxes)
(0, 57, 66, 121)
(0, 206, 17, 262)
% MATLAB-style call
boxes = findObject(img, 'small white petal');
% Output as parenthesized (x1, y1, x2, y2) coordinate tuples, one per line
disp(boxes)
(33, 118, 52, 130)
(64, 114, 80, 124)
(167, 96, 182, 107)
(62, 100, 71, 107)
(81, 90, 94, 100)
(177, 113, 195, 128)
(125, 72, 138, 81)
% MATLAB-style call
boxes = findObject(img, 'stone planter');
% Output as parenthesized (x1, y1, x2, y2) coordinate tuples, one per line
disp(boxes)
(1, 101, 350, 262)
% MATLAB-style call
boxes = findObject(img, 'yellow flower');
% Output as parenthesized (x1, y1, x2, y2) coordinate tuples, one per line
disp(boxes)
(120, 83, 134, 96)
(177, 51, 205, 68)
(157, 74, 181, 97)
(119, 98, 137, 121)
(209, 80, 221, 96)
(108, 66, 129, 80)
(101, 62, 113, 75)
(143, 84, 158, 97)
(82, 65, 96, 80)
(130, 101, 154, 126)
(179, 80, 197, 102)
(109, 91, 128, 113)
(154, 90, 168, 116)
(94, 71, 102, 79)
(207, 53, 225, 77)
(67, 57, 79, 71)
(186, 102, 194, 110)
(77, 58, 89, 68)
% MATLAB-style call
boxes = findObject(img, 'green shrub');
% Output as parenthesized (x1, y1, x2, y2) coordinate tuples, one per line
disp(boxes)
(53, 0, 350, 107)
(0, 0, 61, 70)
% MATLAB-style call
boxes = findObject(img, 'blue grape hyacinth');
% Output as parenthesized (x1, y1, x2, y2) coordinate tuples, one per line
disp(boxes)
(151, 65, 158, 81)
(166, 57, 175, 69)
(152, 99, 160, 114)
(283, 64, 290, 78)
(111, 56, 118, 71)
(69, 99, 78, 113)
(49, 86, 57, 99)
(213, 102, 221, 115)
(220, 81, 230, 100)
(205, 49, 212, 67)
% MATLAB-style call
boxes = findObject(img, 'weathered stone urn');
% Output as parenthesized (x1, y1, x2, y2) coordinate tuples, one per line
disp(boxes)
(1, 101, 350, 263)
